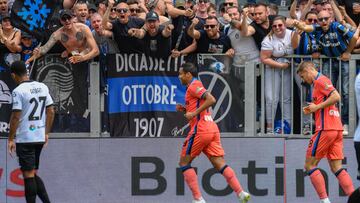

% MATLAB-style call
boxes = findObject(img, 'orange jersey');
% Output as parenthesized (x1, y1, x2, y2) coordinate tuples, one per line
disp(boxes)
(185, 79, 219, 135)
(312, 73, 343, 131)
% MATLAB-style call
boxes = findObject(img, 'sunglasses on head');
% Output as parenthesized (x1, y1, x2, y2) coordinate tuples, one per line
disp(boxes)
(318, 17, 329, 22)
(116, 8, 128, 13)
(130, 8, 141, 13)
(198, 0, 208, 4)
(272, 24, 283, 28)
(307, 18, 317, 23)
(224, 2, 234, 6)
(204, 24, 216, 29)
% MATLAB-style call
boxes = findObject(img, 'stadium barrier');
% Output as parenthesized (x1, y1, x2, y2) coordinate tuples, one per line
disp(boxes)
(1, 54, 359, 137)
(0, 137, 357, 203)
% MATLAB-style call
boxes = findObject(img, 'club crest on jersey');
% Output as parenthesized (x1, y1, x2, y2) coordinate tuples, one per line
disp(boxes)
(196, 87, 203, 94)
(324, 82, 332, 90)
(29, 124, 36, 131)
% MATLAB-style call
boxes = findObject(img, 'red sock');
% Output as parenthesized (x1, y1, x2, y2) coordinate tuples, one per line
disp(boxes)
(309, 169, 328, 199)
(221, 166, 243, 195)
(183, 168, 202, 200)
(336, 169, 355, 196)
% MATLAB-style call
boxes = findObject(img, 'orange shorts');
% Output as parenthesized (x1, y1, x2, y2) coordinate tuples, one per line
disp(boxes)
(181, 131, 225, 158)
(306, 130, 343, 160)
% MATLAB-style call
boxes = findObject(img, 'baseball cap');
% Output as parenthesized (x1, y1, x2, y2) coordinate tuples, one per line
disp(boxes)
(175, 0, 185, 8)
(146, 11, 159, 21)
(21, 32, 33, 39)
(0, 14, 10, 21)
(59, 9, 73, 18)
(88, 4, 97, 12)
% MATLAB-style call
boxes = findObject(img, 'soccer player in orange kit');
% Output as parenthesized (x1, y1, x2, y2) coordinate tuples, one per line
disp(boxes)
(298, 61, 354, 203)
(176, 62, 250, 203)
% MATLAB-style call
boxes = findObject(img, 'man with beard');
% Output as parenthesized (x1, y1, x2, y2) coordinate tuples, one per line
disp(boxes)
(188, 16, 233, 55)
(240, 2, 273, 51)
(128, 11, 173, 58)
(102, 0, 145, 54)
(26, 9, 99, 64)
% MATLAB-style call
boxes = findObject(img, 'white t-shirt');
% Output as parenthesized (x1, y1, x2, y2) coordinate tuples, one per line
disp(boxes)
(12, 81, 53, 143)
(261, 29, 294, 58)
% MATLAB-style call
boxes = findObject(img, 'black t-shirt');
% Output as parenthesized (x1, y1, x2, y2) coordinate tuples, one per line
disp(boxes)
(338, 0, 360, 26)
(250, 15, 276, 50)
(196, 30, 231, 53)
(143, 25, 172, 58)
(171, 16, 206, 50)
(111, 17, 145, 54)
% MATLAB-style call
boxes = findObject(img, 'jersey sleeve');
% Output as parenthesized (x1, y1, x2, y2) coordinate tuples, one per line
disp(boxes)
(12, 90, 22, 111)
(261, 36, 273, 51)
(44, 86, 54, 107)
(188, 81, 208, 99)
(318, 77, 336, 97)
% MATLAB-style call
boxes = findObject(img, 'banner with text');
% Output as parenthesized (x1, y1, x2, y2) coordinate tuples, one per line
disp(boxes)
(31, 54, 88, 115)
(107, 54, 245, 137)
(0, 71, 16, 137)
(0, 138, 356, 203)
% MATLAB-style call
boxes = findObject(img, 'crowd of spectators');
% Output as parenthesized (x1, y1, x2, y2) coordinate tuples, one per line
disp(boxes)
(0, 0, 360, 134)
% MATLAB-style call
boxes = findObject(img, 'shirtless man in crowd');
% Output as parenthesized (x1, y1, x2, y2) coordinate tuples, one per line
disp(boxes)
(26, 9, 99, 64)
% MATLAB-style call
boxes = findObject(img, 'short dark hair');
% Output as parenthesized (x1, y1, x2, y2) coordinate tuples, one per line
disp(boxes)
(10, 61, 27, 76)
(181, 62, 198, 77)
(305, 11, 318, 19)
(348, 187, 360, 203)
(206, 16, 218, 23)
(254, 2, 268, 8)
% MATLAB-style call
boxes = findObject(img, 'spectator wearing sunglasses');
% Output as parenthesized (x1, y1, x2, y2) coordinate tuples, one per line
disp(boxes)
(260, 15, 300, 134)
(109, 4, 119, 21)
(127, 0, 143, 17)
(27, 9, 99, 64)
(223, 0, 238, 10)
(102, 0, 145, 54)
(188, 16, 233, 56)
(295, 9, 359, 136)
(128, 11, 173, 58)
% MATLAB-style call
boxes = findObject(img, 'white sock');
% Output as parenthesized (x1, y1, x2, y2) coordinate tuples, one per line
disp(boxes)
(320, 197, 331, 203)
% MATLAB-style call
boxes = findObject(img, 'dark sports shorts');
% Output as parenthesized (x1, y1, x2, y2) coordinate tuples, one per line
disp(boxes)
(16, 143, 45, 171)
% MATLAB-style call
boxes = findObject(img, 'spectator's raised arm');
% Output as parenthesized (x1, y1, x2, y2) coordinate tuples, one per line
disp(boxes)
(103, 0, 115, 30)
(240, 10, 255, 36)
(329, 0, 344, 23)
(187, 18, 201, 39)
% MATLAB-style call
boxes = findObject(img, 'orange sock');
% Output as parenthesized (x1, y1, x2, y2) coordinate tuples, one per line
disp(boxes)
(220, 165, 243, 194)
(335, 169, 355, 196)
(183, 167, 202, 200)
(308, 168, 328, 199)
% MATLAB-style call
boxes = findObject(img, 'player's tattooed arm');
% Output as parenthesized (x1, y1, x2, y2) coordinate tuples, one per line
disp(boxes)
(39, 32, 58, 55)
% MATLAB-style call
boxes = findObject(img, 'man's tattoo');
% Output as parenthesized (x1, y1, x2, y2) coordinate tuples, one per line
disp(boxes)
(40, 33, 57, 55)
(61, 33, 69, 43)
(76, 32, 84, 41)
